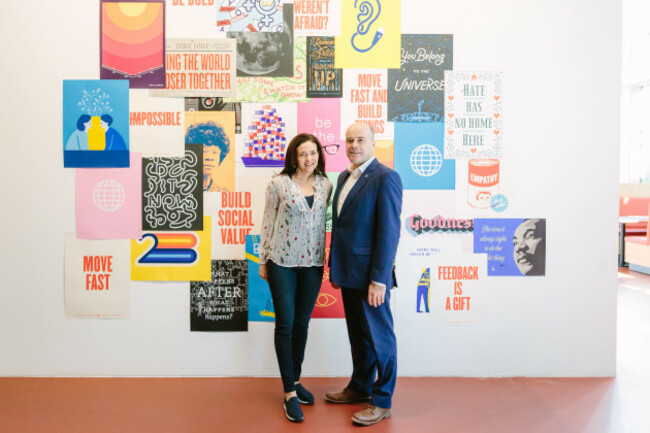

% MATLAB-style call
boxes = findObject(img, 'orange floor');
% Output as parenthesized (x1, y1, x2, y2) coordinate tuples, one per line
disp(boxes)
(1, 268, 648, 433)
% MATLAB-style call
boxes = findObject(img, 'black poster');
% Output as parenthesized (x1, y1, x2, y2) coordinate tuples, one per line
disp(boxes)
(387, 34, 453, 123)
(190, 260, 248, 332)
(306, 36, 342, 98)
(142, 143, 203, 231)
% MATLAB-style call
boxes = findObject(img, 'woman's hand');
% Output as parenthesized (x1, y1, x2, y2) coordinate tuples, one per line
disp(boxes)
(259, 263, 268, 281)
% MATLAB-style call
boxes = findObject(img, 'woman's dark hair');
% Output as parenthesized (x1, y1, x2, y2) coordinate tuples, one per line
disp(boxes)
(280, 133, 326, 177)
(76, 114, 92, 131)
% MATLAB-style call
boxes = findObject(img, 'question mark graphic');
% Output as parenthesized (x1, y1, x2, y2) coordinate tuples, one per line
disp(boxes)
(351, 0, 384, 53)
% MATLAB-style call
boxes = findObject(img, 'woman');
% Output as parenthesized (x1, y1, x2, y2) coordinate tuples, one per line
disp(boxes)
(259, 133, 333, 423)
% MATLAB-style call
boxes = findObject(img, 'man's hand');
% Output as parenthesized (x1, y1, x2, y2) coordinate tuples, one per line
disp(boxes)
(367, 282, 386, 307)
(259, 264, 267, 281)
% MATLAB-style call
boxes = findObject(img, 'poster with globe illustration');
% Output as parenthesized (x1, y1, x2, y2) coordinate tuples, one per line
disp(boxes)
(76, 153, 142, 240)
(63, 79, 130, 168)
(217, 0, 284, 33)
(394, 122, 455, 190)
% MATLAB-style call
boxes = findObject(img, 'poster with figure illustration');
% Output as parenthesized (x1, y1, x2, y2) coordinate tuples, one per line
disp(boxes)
(340, 69, 393, 140)
(76, 153, 142, 240)
(474, 218, 546, 277)
(444, 71, 503, 159)
(63, 80, 130, 168)
(190, 260, 248, 332)
(142, 144, 203, 231)
(246, 235, 275, 322)
(100, 0, 165, 89)
(185, 97, 242, 134)
(64, 234, 131, 319)
(150, 38, 236, 97)
(294, 0, 341, 36)
(129, 89, 185, 157)
(217, 0, 284, 33)
(394, 122, 454, 190)
(185, 111, 236, 192)
(131, 216, 212, 281)
(388, 34, 453, 123)
(335, 0, 400, 68)
(306, 36, 343, 98)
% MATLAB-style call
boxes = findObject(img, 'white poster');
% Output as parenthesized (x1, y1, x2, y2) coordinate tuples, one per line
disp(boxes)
(340, 68, 393, 140)
(454, 158, 512, 217)
(64, 233, 131, 319)
(129, 89, 185, 157)
(166, 1, 222, 39)
(294, 0, 341, 36)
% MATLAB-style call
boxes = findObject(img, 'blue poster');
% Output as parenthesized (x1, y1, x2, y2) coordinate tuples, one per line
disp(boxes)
(63, 80, 130, 168)
(474, 218, 547, 276)
(387, 34, 453, 123)
(394, 123, 455, 190)
(246, 235, 275, 322)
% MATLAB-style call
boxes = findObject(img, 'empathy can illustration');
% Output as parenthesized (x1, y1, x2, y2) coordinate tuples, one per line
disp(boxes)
(468, 159, 499, 209)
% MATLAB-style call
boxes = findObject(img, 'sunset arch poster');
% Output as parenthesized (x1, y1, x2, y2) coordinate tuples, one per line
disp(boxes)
(101, 0, 165, 88)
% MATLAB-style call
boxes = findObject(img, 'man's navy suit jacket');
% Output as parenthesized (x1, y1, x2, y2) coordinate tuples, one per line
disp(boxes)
(329, 159, 403, 290)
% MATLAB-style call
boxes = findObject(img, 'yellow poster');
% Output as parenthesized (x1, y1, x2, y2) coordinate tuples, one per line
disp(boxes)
(185, 111, 236, 193)
(335, 0, 401, 68)
(131, 217, 212, 281)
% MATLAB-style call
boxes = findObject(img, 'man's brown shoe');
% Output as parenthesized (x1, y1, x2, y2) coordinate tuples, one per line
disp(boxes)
(324, 387, 372, 404)
(351, 404, 392, 426)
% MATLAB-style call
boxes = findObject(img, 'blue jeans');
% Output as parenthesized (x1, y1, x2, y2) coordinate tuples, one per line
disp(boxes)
(266, 261, 323, 393)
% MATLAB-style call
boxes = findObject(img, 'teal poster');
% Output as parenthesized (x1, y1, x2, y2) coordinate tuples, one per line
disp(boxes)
(246, 235, 275, 322)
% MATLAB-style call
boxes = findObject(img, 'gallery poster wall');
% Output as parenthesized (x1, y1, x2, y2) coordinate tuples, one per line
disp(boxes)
(100, 0, 165, 89)
(64, 234, 131, 319)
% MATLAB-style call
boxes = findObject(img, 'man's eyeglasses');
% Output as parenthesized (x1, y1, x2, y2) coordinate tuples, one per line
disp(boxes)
(323, 144, 340, 155)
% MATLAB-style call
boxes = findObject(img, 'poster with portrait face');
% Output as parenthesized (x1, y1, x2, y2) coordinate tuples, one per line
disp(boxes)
(64, 234, 131, 319)
(394, 122, 454, 190)
(185, 97, 242, 134)
(76, 153, 142, 240)
(473, 218, 546, 276)
(306, 36, 342, 98)
(340, 69, 393, 140)
(100, 0, 165, 89)
(131, 216, 212, 281)
(63, 80, 130, 168)
(387, 34, 453, 123)
(185, 111, 236, 193)
(335, 0, 401, 68)
(129, 89, 185, 157)
(246, 234, 275, 322)
(142, 144, 203, 231)
(217, 0, 284, 32)
(190, 260, 248, 332)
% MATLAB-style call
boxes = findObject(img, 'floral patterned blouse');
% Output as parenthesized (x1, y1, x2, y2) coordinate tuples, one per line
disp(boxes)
(259, 173, 333, 267)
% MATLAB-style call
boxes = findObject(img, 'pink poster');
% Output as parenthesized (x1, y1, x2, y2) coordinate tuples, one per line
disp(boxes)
(76, 153, 142, 239)
(296, 98, 346, 172)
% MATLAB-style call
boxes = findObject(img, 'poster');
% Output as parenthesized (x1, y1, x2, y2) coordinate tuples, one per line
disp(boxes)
(387, 34, 453, 123)
(63, 80, 130, 168)
(190, 260, 248, 331)
(445, 71, 503, 159)
(129, 89, 185, 157)
(314, 232, 345, 318)
(150, 38, 235, 97)
(205, 190, 258, 260)
(340, 69, 393, 140)
(185, 97, 242, 134)
(64, 233, 130, 319)
(142, 144, 203, 231)
(240, 103, 297, 167)
(430, 255, 486, 324)
(217, 0, 284, 32)
(246, 234, 275, 322)
(100, 0, 165, 88)
(227, 34, 308, 102)
(297, 98, 343, 171)
(306, 36, 342, 98)
(454, 158, 512, 217)
(76, 153, 142, 240)
(375, 140, 394, 169)
(184, 111, 236, 192)
(166, 0, 219, 38)
(394, 123, 454, 190)
(295, 0, 341, 36)
(335, 0, 400, 69)
(474, 218, 546, 276)
(131, 216, 212, 281)
(229, 4, 293, 77)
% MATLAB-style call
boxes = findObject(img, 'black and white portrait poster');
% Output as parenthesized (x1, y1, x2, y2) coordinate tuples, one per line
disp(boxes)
(142, 143, 203, 231)
(387, 34, 453, 123)
(190, 260, 248, 332)
(306, 36, 342, 98)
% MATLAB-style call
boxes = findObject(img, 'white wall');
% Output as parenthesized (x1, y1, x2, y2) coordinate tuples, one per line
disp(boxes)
(0, 0, 621, 376)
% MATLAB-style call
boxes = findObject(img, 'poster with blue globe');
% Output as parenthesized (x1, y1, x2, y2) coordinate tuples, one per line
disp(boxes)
(63, 79, 130, 168)
(394, 123, 455, 190)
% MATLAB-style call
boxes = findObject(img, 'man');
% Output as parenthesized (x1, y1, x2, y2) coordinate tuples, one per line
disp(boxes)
(325, 123, 403, 426)
(513, 218, 546, 276)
